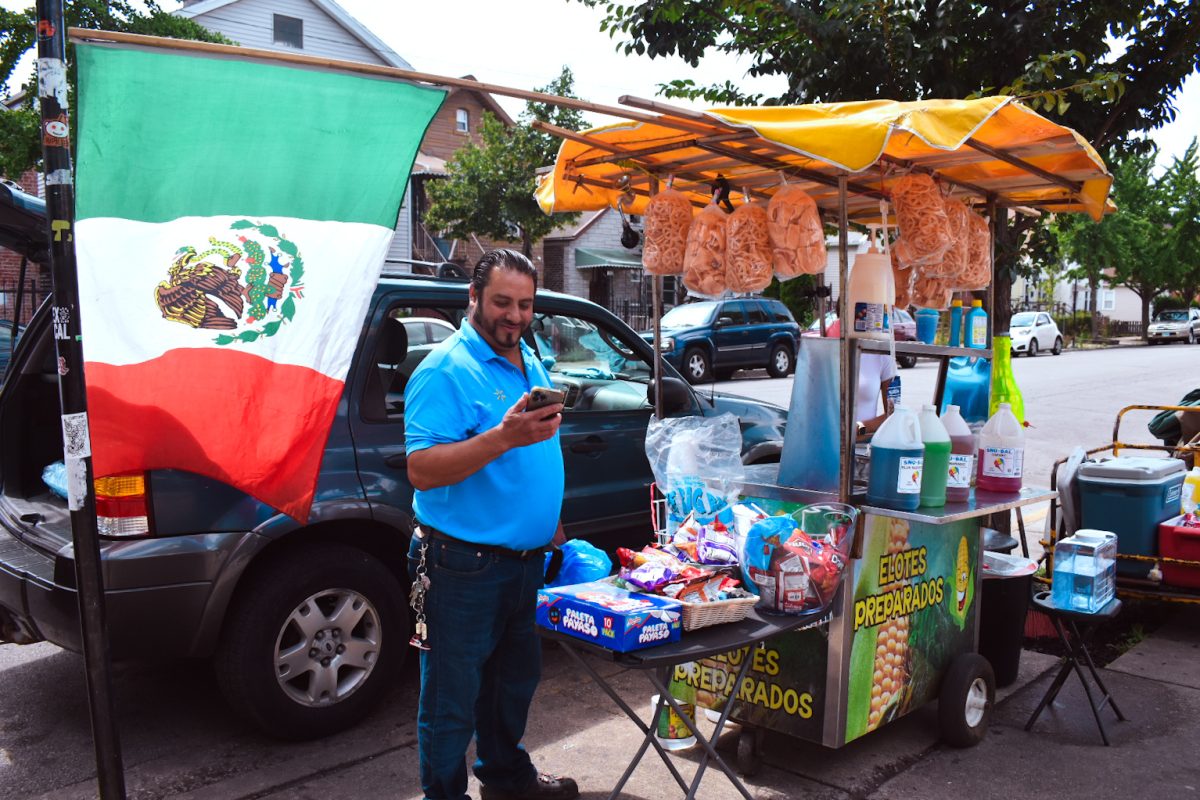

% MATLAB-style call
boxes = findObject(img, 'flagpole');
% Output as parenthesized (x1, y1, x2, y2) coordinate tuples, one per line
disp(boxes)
(34, 2, 127, 797)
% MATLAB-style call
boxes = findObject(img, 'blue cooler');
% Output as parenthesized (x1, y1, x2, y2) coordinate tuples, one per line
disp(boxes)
(1078, 457, 1186, 578)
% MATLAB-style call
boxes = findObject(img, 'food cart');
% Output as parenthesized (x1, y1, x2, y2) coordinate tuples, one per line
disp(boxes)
(533, 96, 1113, 779)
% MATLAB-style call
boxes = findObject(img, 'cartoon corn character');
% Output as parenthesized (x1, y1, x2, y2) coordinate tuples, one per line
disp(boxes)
(956, 536, 970, 612)
(867, 518, 911, 733)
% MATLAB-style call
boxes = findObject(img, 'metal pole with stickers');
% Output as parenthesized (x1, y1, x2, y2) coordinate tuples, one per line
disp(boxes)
(33, 1, 127, 797)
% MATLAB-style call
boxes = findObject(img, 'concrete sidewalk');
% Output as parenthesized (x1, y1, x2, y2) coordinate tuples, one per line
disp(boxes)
(30, 605, 1197, 799)
(120, 605, 1198, 800)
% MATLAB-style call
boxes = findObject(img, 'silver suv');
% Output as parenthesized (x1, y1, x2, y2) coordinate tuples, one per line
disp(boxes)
(1147, 308, 1200, 345)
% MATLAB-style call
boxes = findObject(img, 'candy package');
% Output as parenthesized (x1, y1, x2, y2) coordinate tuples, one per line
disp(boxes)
(739, 505, 856, 616)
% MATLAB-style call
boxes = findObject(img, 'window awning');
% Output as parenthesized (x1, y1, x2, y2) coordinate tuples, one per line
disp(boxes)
(575, 247, 643, 269)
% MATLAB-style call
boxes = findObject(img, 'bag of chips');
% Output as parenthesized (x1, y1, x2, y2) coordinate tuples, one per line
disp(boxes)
(726, 202, 773, 292)
(767, 184, 826, 279)
(642, 188, 693, 275)
(683, 203, 728, 297)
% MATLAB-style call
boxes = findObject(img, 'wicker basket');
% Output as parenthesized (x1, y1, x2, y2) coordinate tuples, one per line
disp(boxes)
(680, 591, 759, 631)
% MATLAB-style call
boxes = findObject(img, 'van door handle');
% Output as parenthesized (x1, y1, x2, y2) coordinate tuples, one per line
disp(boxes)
(385, 453, 408, 468)
(569, 436, 608, 455)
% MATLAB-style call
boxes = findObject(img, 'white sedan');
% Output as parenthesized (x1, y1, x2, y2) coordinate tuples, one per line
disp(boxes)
(1010, 311, 1063, 357)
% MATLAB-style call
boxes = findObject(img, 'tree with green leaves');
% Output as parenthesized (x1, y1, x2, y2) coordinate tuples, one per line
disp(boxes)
(579, 0, 1200, 329)
(1055, 146, 1196, 338)
(425, 68, 584, 259)
(0, 1, 229, 178)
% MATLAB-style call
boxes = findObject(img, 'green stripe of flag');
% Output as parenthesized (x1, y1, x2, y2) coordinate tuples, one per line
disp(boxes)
(75, 43, 446, 226)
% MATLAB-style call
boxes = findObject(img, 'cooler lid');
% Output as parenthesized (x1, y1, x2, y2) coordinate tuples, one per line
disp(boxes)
(1078, 456, 1186, 482)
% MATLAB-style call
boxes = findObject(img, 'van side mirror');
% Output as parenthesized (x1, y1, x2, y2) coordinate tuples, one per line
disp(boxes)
(646, 375, 692, 414)
(716, 316, 735, 327)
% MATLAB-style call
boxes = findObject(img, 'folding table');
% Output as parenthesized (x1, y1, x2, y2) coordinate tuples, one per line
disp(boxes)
(539, 609, 829, 800)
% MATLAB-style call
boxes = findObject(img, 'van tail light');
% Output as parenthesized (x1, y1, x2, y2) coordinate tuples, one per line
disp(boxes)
(94, 473, 152, 538)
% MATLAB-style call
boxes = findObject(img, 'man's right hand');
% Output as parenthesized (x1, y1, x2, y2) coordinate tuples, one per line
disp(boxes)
(496, 393, 563, 448)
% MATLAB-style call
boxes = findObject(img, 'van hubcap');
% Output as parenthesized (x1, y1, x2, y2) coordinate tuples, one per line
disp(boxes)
(274, 588, 381, 707)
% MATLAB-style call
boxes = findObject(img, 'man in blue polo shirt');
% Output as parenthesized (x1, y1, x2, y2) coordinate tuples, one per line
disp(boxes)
(404, 249, 576, 800)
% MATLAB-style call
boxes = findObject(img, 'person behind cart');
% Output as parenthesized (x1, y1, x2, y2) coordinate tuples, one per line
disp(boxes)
(825, 318, 898, 440)
(404, 248, 578, 800)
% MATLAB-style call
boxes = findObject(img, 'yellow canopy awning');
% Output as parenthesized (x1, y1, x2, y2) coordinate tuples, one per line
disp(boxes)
(536, 96, 1111, 222)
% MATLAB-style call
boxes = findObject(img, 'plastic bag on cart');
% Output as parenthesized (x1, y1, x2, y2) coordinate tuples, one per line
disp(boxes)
(544, 539, 613, 588)
(645, 414, 744, 531)
(739, 504, 857, 615)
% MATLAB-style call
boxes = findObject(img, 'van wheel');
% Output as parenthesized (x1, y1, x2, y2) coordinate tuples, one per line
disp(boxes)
(683, 347, 712, 383)
(766, 344, 793, 378)
(215, 544, 406, 740)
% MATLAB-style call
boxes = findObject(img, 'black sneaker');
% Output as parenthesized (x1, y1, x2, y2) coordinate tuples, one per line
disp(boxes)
(479, 773, 579, 800)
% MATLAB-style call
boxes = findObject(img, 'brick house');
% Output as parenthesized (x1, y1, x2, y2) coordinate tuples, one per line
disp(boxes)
(0, 170, 48, 324)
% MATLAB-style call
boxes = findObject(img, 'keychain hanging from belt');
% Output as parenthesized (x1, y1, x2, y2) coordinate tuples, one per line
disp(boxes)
(409, 531, 431, 650)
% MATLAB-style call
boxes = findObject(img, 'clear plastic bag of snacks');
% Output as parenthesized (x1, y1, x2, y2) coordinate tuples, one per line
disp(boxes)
(891, 174, 953, 270)
(767, 184, 827, 279)
(726, 202, 773, 292)
(683, 202, 728, 297)
(642, 188, 693, 275)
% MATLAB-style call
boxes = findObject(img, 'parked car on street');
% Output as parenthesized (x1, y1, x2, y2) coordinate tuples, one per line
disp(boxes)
(1009, 311, 1063, 356)
(1147, 308, 1200, 344)
(0, 272, 788, 740)
(800, 310, 917, 368)
(646, 297, 801, 383)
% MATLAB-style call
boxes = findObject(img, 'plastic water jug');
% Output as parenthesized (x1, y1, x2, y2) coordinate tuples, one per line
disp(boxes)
(965, 299, 988, 349)
(915, 308, 939, 344)
(918, 404, 951, 508)
(867, 405, 924, 511)
(976, 402, 1024, 493)
(941, 404, 975, 503)
(1182, 467, 1200, 515)
(847, 248, 892, 341)
(948, 299, 963, 347)
(941, 356, 991, 423)
(1051, 530, 1117, 613)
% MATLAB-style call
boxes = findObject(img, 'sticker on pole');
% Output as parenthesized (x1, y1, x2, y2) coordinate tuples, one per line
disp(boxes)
(61, 412, 91, 459)
(65, 456, 87, 511)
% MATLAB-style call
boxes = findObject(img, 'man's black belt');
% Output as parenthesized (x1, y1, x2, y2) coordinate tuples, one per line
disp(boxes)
(418, 522, 547, 561)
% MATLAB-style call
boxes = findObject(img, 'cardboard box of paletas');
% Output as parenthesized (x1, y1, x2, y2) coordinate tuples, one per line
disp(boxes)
(537, 579, 682, 652)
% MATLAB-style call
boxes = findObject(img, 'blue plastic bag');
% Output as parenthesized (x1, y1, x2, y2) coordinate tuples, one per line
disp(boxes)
(544, 539, 613, 588)
(42, 460, 68, 500)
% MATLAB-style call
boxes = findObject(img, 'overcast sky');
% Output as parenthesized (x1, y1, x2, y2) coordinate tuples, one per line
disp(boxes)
(4, 0, 1198, 169)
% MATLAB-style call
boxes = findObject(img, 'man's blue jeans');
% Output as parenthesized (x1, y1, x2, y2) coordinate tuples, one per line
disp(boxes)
(409, 533, 543, 800)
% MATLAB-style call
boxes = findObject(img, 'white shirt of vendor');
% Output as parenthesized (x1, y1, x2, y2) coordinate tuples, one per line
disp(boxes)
(856, 353, 898, 422)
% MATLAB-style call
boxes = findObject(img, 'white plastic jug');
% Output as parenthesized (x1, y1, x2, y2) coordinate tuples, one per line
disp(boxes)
(940, 404, 975, 502)
(917, 404, 951, 508)
(846, 247, 892, 341)
(867, 405, 924, 511)
(976, 402, 1025, 493)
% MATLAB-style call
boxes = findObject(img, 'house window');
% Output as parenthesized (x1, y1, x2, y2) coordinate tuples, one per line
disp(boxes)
(273, 14, 303, 48)
(1101, 289, 1116, 312)
(455, 108, 469, 133)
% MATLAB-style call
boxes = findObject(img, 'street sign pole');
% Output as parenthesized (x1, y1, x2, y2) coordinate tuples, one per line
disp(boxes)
(33, 2, 127, 797)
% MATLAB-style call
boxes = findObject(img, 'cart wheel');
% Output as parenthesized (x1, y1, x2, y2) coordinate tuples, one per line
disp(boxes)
(736, 726, 764, 776)
(938, 653, 995, 748)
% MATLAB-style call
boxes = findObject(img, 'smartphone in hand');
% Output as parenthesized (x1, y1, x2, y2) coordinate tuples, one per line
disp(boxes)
(526, 386, 566, 412)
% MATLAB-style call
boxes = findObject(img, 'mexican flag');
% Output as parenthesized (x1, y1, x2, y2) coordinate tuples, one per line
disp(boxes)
(74, 42, 445, 521)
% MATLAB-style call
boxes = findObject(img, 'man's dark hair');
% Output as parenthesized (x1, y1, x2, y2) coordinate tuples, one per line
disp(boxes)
(470, 249, 538, 296)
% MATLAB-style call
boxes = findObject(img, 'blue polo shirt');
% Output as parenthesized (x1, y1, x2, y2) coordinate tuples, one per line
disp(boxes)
(405, 319, 564, 550)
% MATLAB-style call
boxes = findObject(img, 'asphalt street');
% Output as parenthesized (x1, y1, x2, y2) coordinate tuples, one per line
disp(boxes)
(0, 342, 1197, 798)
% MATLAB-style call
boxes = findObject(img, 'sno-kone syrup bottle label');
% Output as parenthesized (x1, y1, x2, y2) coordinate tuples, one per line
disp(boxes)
(947, 454, 973, 488)
(897, 457, 923, 493)
(982, 447, 1023, 478)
